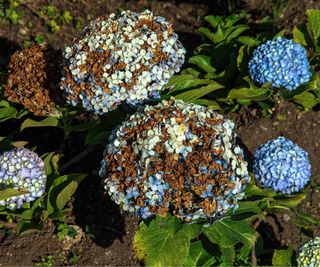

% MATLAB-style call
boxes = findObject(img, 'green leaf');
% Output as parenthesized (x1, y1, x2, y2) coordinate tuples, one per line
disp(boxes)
(56, 174, 87, 210)
(17, 220, 42, 235)
(204, 15, 222, 28)
(272, 193, 306, 209)
(134, 215, 191, 266)
(293, 91, 318, 109)
(175, 82, 223, 102)
(244, 181, 277, 198)
(191, 99, 221, 110)
(165, 74, 196, 88)
(203, 219, 256, 248)
(228, 88, 271, 101)
(226, 25, 249, 41)
(293, 25, 309, 46)
(0, 188, 28, 201)
(43, 152, 60, 177)
(188, 55, 216, 73)
(47, 173, 87, 215)
(272, 246, 293, 266)
(184, 241, 216, 266)
(0, 105, 18, 122)
(221, 246, 235, 266)
(306, 9, 320, 45)
(20, 117, 59, 131)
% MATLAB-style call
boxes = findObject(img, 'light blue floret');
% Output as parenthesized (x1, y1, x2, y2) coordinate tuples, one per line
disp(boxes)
(248, 37, 311, 90)
(253, 136, 311, 194)
(0, 148, 47, 209)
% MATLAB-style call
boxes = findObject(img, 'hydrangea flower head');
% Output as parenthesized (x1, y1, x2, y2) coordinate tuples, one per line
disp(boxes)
(4, 44, 61, 116)
(99, 98, 250, 221)
(248, 37, 311, 91)
(297, 237, 320, 267)
(60, 10, 186, 114)
(253, 136, 311, 194)
(0, 148, 46, 209)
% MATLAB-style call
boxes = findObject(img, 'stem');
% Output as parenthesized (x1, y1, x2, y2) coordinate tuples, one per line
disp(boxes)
(0, 220, 17, 229)
(59, 145, 100, 173)
(251, 218, 262, 267)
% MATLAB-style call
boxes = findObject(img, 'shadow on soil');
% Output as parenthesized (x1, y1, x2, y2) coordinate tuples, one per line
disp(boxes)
(73, 173, 126, 248)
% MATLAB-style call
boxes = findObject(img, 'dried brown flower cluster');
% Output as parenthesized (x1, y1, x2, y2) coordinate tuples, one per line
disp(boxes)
(4, 44, 62, 116)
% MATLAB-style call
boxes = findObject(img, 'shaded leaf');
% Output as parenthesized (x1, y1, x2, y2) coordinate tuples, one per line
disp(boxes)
(0, 188, 28, 201)
(175, 82, 223, 102)
(203, 218, 256, 247)
(184, 241, 216, 266)
(188, 55, 216, 73)
(293, 91, 318, 109)
(228, 88, 271, 101)
(20, 117, 59, 131)
(272, 246, 293, 266)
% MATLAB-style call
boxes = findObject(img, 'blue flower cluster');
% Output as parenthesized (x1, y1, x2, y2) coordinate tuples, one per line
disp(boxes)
(253, 136, 311, 194)
(100, 98, 250, 221)
(61, 10, 185, 114)
(297, 237, 320, 267)
(248, 37, 311, 91)
(0, 148, 46, 209)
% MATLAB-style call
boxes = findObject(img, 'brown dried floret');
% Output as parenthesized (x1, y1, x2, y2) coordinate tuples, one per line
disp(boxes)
(4, 44, 62, 116)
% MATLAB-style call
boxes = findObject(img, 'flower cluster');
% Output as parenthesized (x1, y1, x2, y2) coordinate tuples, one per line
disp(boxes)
(297, 237, 320, 267)
(0, 148, 46, 210)
(253, 136, 311, 194)
(61, 10, 186, 114)
(4, 44, 61, 116)
(99, 98, 250, 221)
(248, 37, 311, 91)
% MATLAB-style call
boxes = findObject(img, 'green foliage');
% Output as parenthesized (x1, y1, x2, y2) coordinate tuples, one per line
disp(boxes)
(0, 0, 22, 24)
(34, 255, 55, 267)
(272, 246, 293, 266)
(133, 178, 310, 266)
(56, 223, 78, 241)
(164, 9, 320, 112)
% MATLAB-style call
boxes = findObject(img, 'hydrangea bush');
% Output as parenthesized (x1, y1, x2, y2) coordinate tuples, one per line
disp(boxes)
(61, 10, 185, 114)
(100, 98, 250, 221)
(253, 136, 311, 194)
(248, 37, 312, 91)
(0, 147, 46, 209)
(297, 237, 320, 267)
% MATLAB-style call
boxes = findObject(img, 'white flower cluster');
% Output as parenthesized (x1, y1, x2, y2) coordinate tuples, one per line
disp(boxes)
(61, 10, 186, 114)
(100, 98, 250, 221)
(0, 148, 46, 210)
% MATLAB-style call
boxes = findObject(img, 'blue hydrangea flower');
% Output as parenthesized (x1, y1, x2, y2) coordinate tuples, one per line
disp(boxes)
(100, 98, 250, 221)
(61, 10, 185, 114)
(0, 148, 46, 209)
(248, 37, 311, 91)
(297, 237, 320, 267)
(253, 136, 311, 194)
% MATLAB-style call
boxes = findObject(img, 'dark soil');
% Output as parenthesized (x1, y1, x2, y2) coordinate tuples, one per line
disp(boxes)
(0, 0, 320, 266)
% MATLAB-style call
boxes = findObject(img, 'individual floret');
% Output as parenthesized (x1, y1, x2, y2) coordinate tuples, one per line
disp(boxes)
(248, 37, 311, 91)
(99, 98, 250, 221)
(60, 10, 186, 114)
(297, 237, 320, 267)
(0, 148, 47, 209)
(253, 136, 311, 194)
(4, 44, 62, 116)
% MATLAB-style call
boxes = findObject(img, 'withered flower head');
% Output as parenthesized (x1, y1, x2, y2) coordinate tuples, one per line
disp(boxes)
(60, 10, 186, 114)
(4, 44, 62, 116)
(99, 98, 250, 221)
